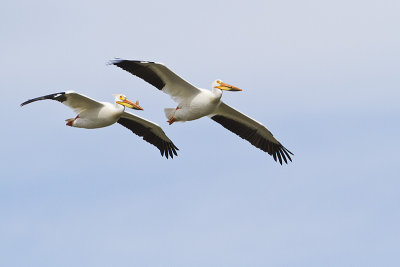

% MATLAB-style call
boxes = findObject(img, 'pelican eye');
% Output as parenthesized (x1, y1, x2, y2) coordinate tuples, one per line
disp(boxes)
(120, 96, 125, 100)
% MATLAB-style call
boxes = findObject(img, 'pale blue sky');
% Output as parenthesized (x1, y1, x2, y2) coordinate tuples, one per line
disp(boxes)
(1, 0, 399, 266)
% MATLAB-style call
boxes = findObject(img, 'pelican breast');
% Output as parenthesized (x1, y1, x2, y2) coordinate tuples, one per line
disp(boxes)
(176, 89, 220, 122)
(73, 102, 123, 129)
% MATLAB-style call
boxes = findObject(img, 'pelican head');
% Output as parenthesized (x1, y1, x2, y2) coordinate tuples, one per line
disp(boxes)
(212, 79, 242, 92)
(113, 94, 143, 110)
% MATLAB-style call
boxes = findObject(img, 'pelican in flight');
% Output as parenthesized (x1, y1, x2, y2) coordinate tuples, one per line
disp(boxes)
(20, 91, 179, 158)
(110, 59, 293, 164)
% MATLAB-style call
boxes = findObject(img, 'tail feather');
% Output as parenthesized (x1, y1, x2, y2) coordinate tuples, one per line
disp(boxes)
(164, 108, 175, 120)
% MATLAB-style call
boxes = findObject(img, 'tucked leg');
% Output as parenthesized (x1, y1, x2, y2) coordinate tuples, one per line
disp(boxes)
(66, 115, 79, 127)
(167, 107, 180, 125)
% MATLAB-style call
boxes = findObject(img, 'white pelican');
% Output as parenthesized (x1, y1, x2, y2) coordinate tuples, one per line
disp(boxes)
(20, 91, 179, 158)
(110, 59, 293, 164)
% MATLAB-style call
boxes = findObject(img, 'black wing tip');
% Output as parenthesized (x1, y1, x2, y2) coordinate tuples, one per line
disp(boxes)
(117, 118, 178, 159)
(273, 146, 293, 165)
(20, 98, 36, 107)
(212, 114, 294, 165)
(108, 58, 157, 66)
(161, 142, 179, 159)
(110, 59, 165, 90)
(276, 150, 283, 165)
(20, 92, 66, 107)
(284, 147, 294, 155)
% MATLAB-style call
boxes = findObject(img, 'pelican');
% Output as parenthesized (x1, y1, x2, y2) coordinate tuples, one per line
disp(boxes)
(20, 91, 179, 158)
(110, 59, 293, 164)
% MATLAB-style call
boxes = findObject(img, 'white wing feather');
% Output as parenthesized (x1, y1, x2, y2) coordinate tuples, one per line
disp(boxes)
(62, 91, 104, 113)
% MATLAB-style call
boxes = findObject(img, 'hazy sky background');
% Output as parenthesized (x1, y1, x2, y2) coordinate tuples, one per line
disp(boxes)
(1, 0, 399, 266)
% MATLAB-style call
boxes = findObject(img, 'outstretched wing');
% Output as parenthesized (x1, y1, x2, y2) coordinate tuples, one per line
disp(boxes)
(20, 91, 103, 113)
(118, 111, 179, 159)
(210, 102, 293, 164)
(110, 59, 201, 103)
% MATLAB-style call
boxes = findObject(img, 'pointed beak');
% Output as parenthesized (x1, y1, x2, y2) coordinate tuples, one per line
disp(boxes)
(117, 99, 144, 110)
(216, 82, 242, 92)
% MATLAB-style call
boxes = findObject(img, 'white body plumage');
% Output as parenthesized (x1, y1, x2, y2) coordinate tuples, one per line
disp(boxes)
(111, 59, 293, 164)
(71, 102, 124, 128)
(20, 91, 179, 158)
